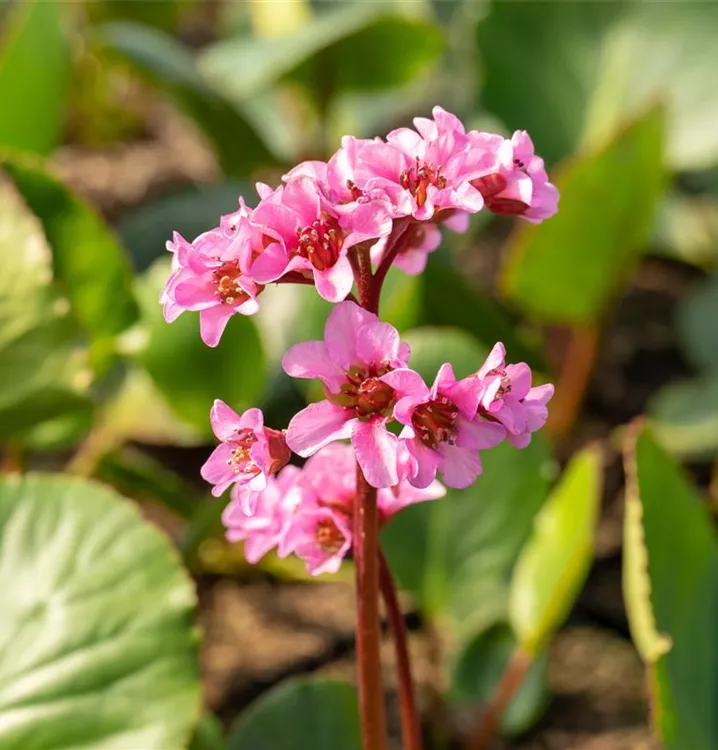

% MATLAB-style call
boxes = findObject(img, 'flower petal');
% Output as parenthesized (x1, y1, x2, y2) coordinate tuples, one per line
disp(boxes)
(314, 255, 355, 303)
(352, 419, 399, 489)
(210, 399, 242, 440)
(324, 301, 376, 369)
(437, 443, 483, 488)
(282, 340, 345, 392)
(199, 304, 233, 347)
(286, 400, 353, 456)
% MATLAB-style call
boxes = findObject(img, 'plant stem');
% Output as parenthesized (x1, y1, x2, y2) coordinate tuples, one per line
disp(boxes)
(379, 549, 423, 750)
(354, 465, 389, 750)
(546, 323, 600, 442)
(465, 649, 533, 750)
(372, 218, 412, 307)
(356, 244, 375, 312)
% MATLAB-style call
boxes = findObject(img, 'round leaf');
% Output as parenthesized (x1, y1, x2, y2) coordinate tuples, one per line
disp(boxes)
(227, 677, 361, 750)
(0, 473, 200, 749)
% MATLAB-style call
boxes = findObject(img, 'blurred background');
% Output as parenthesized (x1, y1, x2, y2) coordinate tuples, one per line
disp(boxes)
(1, 1, 717, 749)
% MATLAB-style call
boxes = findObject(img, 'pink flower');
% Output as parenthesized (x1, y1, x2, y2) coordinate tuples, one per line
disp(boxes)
(475, 343, 555, 447)
(201, 401, 291, 508)
(382, 364, 505, 489)
(161, 223, 263, 347)
(222, 465, 304, 563)
(370, 223, 442, 276)
(470, 131, 559, 223)
(282, 301, 411, 489)
(325, 107, 487, 222)
(377, 443, 446, 517)
(249, 177, 391, 302)
(282, 505, 353, 576)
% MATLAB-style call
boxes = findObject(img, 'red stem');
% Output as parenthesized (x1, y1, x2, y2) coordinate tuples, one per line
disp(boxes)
(354, 465, 389, 750)
(379, 549, 423, 750)
(371, 218, 412, 308)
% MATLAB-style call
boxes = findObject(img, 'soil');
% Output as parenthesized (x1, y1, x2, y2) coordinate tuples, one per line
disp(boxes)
(54, 102, 705, 750)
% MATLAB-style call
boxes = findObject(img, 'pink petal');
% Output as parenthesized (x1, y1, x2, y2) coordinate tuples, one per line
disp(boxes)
(442, 211, 470, 233)
(282, 176, 321, 224)
(406, 439, 441, 489)
(313, 255, 355, 303)
(352, 419, 399, 489)
(455, 416, 505, 450)
(356, 320, 402, 369)
(437, 443, 483, 489)
(199, 304, 233, 347)
(249, 242, 290, 284)
(173, 281, 216, 310)
(380, 368, 430, 401)
(286, 400, 353, 457)
(210, 399, 242, 440)
(324, 301, 376, 369)
(281, 340, 345, 392)
(477, 342, 506, 378)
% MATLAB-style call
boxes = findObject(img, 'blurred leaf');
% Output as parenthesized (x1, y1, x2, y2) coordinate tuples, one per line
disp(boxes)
(190, 713, 225, 750)
(0, 175, 91, 440)
(649, 376, 718, 461)
(501, 108, 665, 324)
(509, 445, 602, 656)
(0, 0, 71, 154)
(476, 2, 620, 165)
(0, 473, 200, 749)
(1, 152, 139, 342)
(421, 255, 544, 370)
(652, 194, 718, 270)
(623, 424, 718, 748)
(134, 260, 266, 434)
(116, 181, 252, 272)
(583, 2, 718, 170)
(677, 274, 718, 373)
(380, 265, 421, 332)
(403, 326, 488, 383)
(248, 0, 311, 38)
(382, 437, 554, 636)
(227, 677, 360, 750)
(97, 22, 277, 176)
(452, 624, 549, 735)
(96, 446, 204, 520)
(199, 4, 443, 102)
(478, 2, 718, 170)
(87, 0, 191, 33)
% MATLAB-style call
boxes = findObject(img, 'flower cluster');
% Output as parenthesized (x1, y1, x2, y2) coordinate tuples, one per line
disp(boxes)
(161, 107, 558, 347)
(162, 107, 557, 575)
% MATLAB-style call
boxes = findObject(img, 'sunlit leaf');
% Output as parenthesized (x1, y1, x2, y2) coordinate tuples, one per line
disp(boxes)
(0, 473, 200, 749)
(622, 424, 718, 749)
(509, 445, 602, 656)
(677, 274, 718, 373)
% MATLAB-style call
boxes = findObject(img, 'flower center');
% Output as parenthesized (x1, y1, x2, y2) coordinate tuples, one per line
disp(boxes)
(213, 259, 250, 305)
(333, 365, 396, 420)
(411, 396, 459, 448)
(226, 428, 260, 476)
(400, 159, 447, 208)
(297, 215, 344, 271)
(316, 518, 346, 553)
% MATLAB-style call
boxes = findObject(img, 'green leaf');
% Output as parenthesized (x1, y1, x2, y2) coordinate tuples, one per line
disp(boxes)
(622, 424, 718, 749)
(677, 274, 718, 373)
(501, 108, 665, 324)
(477, 1, 718, 170)
(199, 4, 443, 101)
(0, 0, 71, 154)
(382, 437, 554, 636)
(402, 326, 488, 383)
(226, 677, 361, 750)
(116, 181, 252, 272)
(509, 445, 602, 656)
(420, 255, 544, 370)
(476, 1, 620, 165)
(451, 624, 549, 735)
(0, 473, 200, 749)
(97, 22, 276, 176)
(134, 260, 266, 434)
(1, 152, 139, 342)
(652, 194, 718, 270)
(649, 376, 718, 460)
(189, 713, 225, 750)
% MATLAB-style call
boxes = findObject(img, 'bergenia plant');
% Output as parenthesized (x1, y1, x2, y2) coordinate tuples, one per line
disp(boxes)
(161, 106, 558, 750)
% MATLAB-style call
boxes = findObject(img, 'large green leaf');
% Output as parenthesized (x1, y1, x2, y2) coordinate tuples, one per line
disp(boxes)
(402, 326, 488, 384)
(382, 436, 554, 636)
(501, 108, 665, 324)
(1, 152, 139, 342)
(134, 260, 266, 434)
(0, 474, 200, 749)
(97, 22, 276, 176)
(677, 274, 718, 374)
(477, 1, 718, 170)
(649, 376, 718, 460)
(226, 678, 361, 750)
(0, 0, 71, 154)
(509, 445, 602, 656)
(199, 4, 443, 102)
(623, 425, 718, 749)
